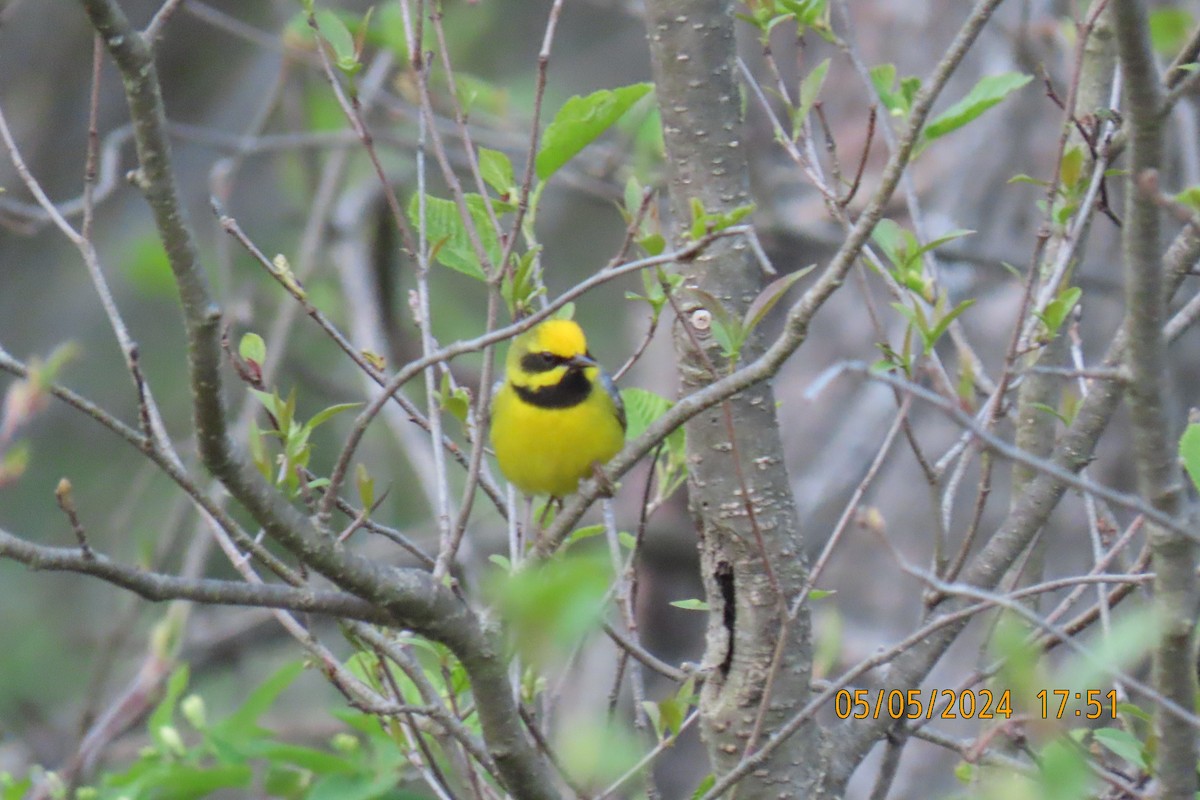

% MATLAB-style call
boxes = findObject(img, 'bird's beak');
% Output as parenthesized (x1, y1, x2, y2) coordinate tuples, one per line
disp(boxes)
(568, 353, 597, 369)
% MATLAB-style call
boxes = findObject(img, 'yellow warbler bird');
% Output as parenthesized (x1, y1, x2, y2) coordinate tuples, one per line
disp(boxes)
(490, 319, 626, 498)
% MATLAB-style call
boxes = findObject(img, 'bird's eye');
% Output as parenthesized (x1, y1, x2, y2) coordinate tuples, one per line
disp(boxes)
(521, 351, 561, 372)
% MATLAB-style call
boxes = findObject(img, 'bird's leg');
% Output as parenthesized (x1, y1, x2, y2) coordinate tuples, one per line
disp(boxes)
(529, 498, 563, 555)
(512, 494, 532, 567)
(591, 462, 617, 498)
(536, 498, 559, 529)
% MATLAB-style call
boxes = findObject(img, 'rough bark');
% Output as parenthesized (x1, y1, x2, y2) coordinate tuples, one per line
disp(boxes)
(643, 0, 826, 795)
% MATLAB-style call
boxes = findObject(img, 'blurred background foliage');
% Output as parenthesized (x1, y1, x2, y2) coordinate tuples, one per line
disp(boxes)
(1, 0, 1198, 796)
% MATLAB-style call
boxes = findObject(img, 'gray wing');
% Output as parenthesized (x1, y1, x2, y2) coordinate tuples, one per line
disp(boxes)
(599, 370, 627, 432)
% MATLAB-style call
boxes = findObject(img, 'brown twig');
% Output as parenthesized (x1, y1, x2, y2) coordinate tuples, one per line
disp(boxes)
(54, 479, 93, 560)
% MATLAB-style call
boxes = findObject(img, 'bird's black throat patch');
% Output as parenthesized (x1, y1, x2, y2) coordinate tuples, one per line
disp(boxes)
(512, 367, 592, 409)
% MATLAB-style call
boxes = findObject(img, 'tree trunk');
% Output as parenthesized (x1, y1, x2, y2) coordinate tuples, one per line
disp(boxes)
(643, 0, 829, 794)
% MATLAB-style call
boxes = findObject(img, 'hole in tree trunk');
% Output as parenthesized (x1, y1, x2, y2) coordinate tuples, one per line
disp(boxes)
(716, 560, 735, 678)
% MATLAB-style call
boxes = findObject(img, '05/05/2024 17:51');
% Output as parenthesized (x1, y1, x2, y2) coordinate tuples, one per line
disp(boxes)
(833, 688, 1119, 721)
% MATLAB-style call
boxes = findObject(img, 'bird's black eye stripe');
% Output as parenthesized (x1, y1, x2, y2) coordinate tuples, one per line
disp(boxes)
(521, 351, 568, 373)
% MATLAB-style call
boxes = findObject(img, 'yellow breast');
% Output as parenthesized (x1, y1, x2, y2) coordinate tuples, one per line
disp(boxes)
(490, 381, 624, 497)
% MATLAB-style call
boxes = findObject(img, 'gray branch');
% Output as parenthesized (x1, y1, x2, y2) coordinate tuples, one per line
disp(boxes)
(1114, 1, 1198, 798)
(0, 528, 392, 624)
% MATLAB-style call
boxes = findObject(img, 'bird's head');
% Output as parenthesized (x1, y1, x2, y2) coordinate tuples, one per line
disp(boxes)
(506, 319, 598, 390)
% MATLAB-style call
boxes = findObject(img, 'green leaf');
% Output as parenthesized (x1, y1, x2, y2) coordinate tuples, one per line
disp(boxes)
(355, 463, 374, 510)
(689, 199, 756, 238)
(249, 420, 270, 478)
(670, 599, 710, 611)
(656, 693, 685, 737)
(869, 63, 901, 113)
(914, 228, 974, 259)
(869, 67, 921, 117)
(239, 332, 266, 366)
(488, 551, 613, 662)
(688, 197, 708, 240)
(692, 774, 716, 800)
(478, 147, 515, 196)
(640, 232, 666, 256)
(564, 524, 606, 548)
(641, 700, 664, 739)
(623, 175, 644, 220)
(557, 719, 643, 787)
(216, 661, 305, 740)
(899, 75, 921, 112)
(919, 72, 1032, 149)
(687, 288, 740, 356)
(870, 218, 908, 270)
(1053, 197, 1079, 225)
(250, 387, 292, 432)
(743, 265, 815, 334)
(1008, 173, 1047, 187)
(1149, 8, 1193, 55)
(625, 103, 666, 168)
(0, 443, 29, 484)
(263, 764, 311, 799)
(1036, 738, 1090, 800)
(923, 297, 975, 354)
(808, 589, 836, 600)
(408, 193, 500, 279)
(307, 772, 402, 800)
(780, 0, 834, 40)
(793, 58, 830, 134)
(1038, 285, 1082, 337)
(536, 83, 653, 181)
(503, 246, 545, 318)
(148, 665, 190, 745)
(453, 72, 511, 118)
(135, 764, 254, 799)
(1030, 402, 1069, 425)
(260, 743, 358, 774)
(1180, 422, 1200, 494)
(305, 402, 361, 434)
(1175, 185, 1200, 213)
(709, 317, 744, 361)
(439, 374, 471, 424)
(1092, 727, 1147, 769)
(1057, 605, 1160, 689)
(1060, 145, 1086, 189)
(1116, 702, 1152, 723)
(330, 709, 390, 740)
(891, 301, 928, 339)
(0, 777, 32, 800)
(312, 9, 358, 73)
(620, 387, 673, 443)
(722, 202, 755, 229)
(984, 614, 1041, 705)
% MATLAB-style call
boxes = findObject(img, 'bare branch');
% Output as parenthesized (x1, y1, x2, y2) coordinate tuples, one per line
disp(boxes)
(0, 527, 391, 623)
